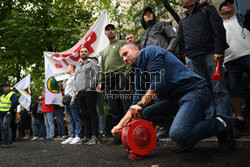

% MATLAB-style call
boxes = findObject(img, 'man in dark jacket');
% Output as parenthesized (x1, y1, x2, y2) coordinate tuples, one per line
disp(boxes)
(140, 7, 179, 56)
(179, 0, 233, 120)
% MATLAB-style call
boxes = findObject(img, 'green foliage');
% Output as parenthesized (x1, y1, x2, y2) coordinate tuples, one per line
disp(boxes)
(0, 0, 91, 100)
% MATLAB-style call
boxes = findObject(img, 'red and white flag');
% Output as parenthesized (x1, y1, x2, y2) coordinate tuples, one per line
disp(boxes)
(44, 10, 109, 81)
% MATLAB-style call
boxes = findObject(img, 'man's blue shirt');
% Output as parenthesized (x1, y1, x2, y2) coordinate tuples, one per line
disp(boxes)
(132, 45, 207, 105)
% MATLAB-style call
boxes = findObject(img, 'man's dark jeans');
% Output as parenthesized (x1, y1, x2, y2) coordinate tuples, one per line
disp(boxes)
(77, 90, 98, 138)
(105, 75, 132, 126)
(141, 98, 178, 129)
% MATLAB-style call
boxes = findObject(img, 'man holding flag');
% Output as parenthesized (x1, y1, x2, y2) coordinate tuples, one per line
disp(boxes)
(0, 83, 18, 147)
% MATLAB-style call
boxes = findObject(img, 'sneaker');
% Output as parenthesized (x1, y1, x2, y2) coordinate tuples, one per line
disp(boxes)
(157, 127, 169, 140)
(107, 137, 122, 146)
(23, 135, 29, 140)
(217, 116, 235, 152)
(70, 137, 81, 144)
(43, 138, 53, 143)
(39, 137, 43, 140)
(47, 138, 54, 143)
(55, 136, 62, 140)
(7, 143, 13, 147)
(86, 135, 98, 145)
(31, 136, 39, 141)
(82, 136, 90, 144)
(1, 144, 8, 148)
(232, 118, 247, 129)
(43, 138, 49, 143)
(99, 132, 106, 139)
(61, 137, 74, 144)
(60, 135, 68, 140)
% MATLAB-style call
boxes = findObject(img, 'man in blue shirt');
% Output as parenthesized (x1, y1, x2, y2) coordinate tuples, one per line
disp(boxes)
(111, 43, 235, 153)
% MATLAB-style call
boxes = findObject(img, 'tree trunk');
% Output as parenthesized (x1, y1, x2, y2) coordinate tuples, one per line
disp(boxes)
(163, 1, 181, 24)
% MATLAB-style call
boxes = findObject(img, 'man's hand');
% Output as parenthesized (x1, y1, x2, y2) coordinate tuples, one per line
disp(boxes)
(214, 54, 224, 62)
(6, 112, 11, 116)
(129, 105, 143, 115)
(28, 112, 31, 115)
(96, 83, 102, 93)
(86, 88, 91, 91)
(111, 124, 123, 136)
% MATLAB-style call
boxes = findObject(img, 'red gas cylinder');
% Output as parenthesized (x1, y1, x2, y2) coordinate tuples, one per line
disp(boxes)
(120, 114, 157, 160)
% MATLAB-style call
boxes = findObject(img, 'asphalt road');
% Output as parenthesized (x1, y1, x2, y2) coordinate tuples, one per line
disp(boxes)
(0, 138, 250, 167)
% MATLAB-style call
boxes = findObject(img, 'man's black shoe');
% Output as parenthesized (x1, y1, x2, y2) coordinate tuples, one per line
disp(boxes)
(82, 136, 90, 144)
(157, 127, 169, 140)
(217, 116, 236, 152)
(232, 118, 247, 129)
(107, 137, 122, 146)
(171, 143, 195, 153)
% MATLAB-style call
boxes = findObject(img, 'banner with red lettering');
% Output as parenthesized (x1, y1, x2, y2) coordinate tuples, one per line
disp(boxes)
(44, 10, 109, 81)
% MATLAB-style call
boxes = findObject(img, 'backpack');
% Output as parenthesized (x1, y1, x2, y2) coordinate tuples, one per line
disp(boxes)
(234, 0, 250, 32)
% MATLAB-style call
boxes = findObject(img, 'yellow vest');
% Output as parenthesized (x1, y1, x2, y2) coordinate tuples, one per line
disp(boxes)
(0, 91, 15, 112)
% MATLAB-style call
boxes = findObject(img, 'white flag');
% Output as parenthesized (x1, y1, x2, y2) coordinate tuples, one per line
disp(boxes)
(45, 65, 63, 105)
(14, 74, 31, 111)
(44, 10, 109, 81)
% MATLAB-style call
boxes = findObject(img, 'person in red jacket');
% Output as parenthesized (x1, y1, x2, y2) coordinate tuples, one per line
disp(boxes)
(41, 92, 55, 143)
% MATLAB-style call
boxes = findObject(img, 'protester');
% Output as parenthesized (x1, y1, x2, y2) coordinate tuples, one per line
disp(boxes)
(54, 81, 67, 140)
(219, 1, 250, 129)
(74, 47, 99, 145)
(96, 24, 132, 145)
(178, 0, 233, 120)
(125, 34, 137, 43)
(140, 7, 179, 55)
(31, 97, 45, 141)
(0, 83, 18, 147)
(20, 106, 32, 139)
(61, 64, 82, 144)
(90, 57, 106, 138)
(112, 43, 235, 153)
(41, 92, 55, 143)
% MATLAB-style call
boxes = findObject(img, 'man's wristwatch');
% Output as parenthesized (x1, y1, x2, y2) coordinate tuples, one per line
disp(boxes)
(137, 100, 145, 109)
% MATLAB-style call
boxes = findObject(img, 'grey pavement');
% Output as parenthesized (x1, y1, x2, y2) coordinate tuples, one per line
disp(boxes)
(0, 137, 250, 167)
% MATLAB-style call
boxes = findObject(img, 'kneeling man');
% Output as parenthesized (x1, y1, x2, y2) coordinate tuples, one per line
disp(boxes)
(111, 43, 235, 153)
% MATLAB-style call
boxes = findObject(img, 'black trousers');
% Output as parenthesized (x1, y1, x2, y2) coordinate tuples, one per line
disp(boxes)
(105, 75, 132, 126)
(77, 91, 98, 138)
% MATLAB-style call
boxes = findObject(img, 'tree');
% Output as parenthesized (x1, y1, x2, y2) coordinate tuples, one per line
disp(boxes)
(0, 0, 92, 99)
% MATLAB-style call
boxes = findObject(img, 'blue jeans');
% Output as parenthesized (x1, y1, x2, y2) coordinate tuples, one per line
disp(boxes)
(55, 106, 65, 136)
(186, 53, 233, 119)
(33, 119, 45, 138)
(224, 55, 250, 96)
(65, 101, 82, 138)
(141, 98, 178, 129)
(43, 112, 55, 139)
(96, 93, 106, 133)
(169, 88, 225, 146)
(0, 113, 12, 145)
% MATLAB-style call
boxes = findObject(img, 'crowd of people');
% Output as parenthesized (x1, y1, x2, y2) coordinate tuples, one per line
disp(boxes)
(0, 0, 249, 154)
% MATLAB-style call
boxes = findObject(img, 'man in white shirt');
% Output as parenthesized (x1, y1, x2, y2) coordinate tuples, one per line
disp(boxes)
(219, 1, 250, 129)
